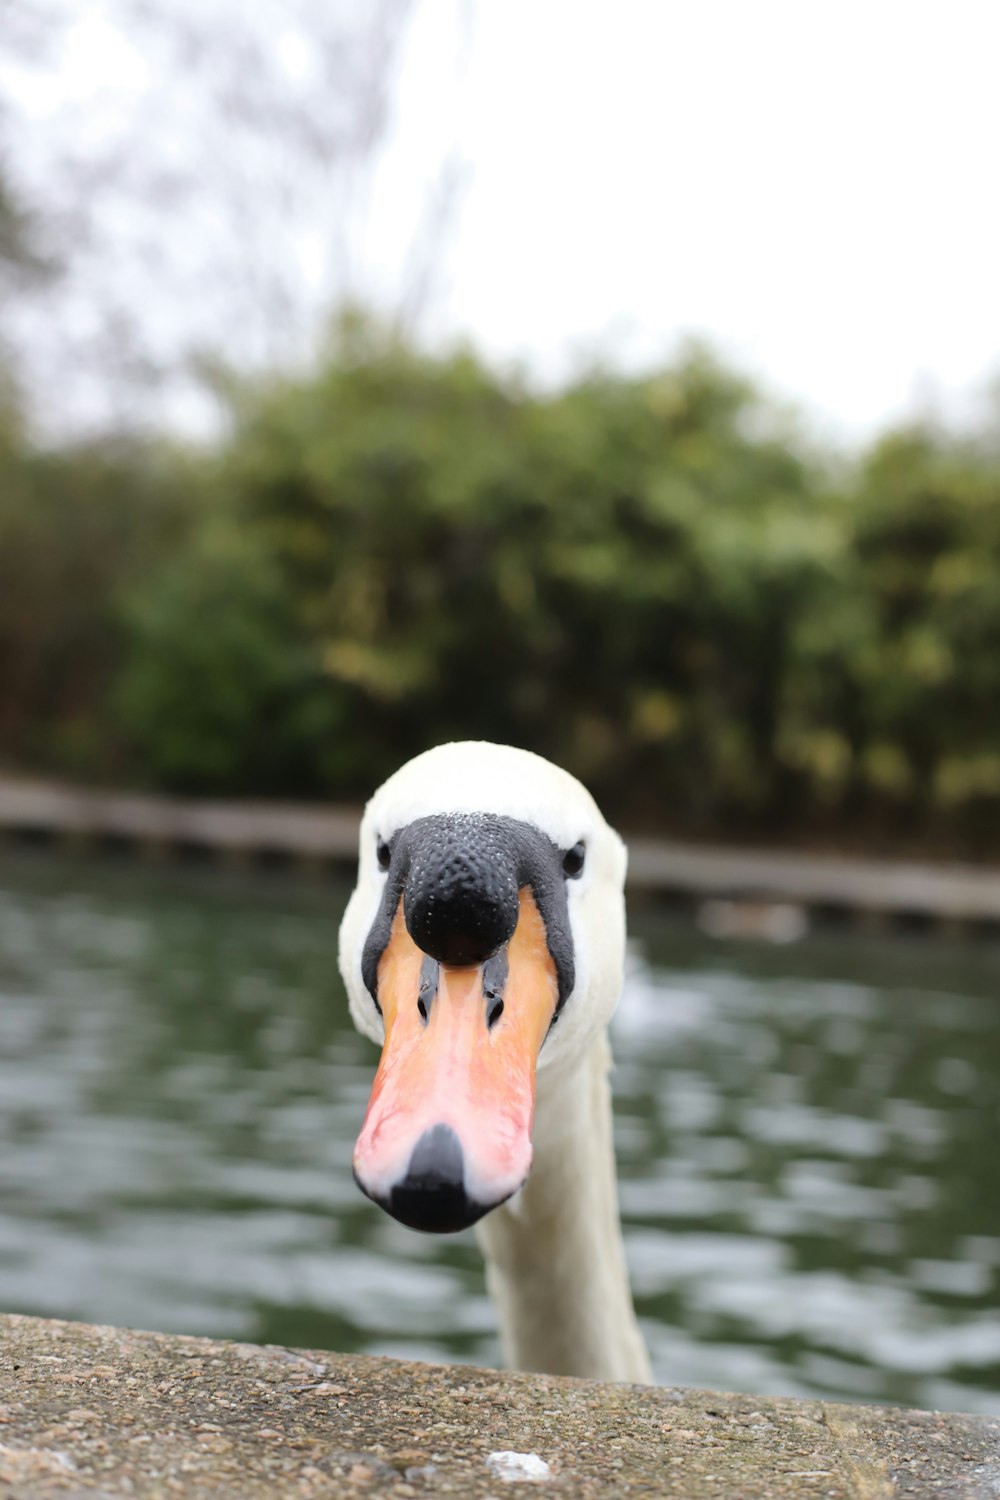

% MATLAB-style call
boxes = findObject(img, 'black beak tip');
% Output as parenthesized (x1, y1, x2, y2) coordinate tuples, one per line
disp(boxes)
(389, 1179, 492, 1235)
(354, 1123, 503, 1235)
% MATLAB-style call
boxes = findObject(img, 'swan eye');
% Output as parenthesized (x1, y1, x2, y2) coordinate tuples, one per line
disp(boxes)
(376, 838, 391, 872)
(562, 841, 585, 878)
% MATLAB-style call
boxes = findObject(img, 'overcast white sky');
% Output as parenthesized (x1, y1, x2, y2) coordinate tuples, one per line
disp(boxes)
(371, 0, 1000, 440)
(5, 0, 999, 441)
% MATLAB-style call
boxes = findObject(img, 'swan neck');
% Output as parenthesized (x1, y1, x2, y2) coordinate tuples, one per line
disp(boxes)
(476, 1035, 651, 1384)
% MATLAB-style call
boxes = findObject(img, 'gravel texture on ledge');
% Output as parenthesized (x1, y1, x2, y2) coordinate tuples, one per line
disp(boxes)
(0, 1313, 997, 1498)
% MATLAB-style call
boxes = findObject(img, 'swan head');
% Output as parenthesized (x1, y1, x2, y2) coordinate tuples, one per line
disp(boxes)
(338, 741, 627, 1235)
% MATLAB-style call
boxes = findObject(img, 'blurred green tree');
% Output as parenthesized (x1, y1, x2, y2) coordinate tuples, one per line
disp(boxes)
(112, 327, 855, 829)
(4, 317, 1000, 853)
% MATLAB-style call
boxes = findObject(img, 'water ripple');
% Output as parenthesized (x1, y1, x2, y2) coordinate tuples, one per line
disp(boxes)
(0, 853, 997, 1413)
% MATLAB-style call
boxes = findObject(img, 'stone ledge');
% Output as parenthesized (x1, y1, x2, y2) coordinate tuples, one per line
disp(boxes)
(0, 1313, 997, 1498)
(7, 774, 1000, 924)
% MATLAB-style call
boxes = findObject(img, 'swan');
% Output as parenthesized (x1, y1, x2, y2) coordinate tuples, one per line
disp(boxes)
(338, 740, 651, 1384)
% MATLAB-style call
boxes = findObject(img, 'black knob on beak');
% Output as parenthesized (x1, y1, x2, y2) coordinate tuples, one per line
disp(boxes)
(403, 814, 519, 967)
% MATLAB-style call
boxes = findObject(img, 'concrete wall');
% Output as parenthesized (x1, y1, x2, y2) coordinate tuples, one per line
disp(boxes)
(0, 1313, 997, 1498)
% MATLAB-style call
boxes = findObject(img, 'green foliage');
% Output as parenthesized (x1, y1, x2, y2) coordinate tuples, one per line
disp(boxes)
(0, 402, 184, 776)
(115, 517, 325, 791)
(4, 324, 1000, 850)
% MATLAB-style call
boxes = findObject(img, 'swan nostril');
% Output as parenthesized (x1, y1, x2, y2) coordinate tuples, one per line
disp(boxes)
(416, 955, 438, 1024)
(486, 995, 504, 1029)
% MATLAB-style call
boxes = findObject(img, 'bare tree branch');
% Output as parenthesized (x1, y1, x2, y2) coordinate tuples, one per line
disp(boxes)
(0, 0, 470, 436)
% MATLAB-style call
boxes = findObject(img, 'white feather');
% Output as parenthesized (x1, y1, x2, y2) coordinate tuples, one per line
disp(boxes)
(338, 740, 650, 1384)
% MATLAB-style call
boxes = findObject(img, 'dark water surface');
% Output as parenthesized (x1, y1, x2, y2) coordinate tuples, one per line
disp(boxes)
(0, 852, 997, 1414)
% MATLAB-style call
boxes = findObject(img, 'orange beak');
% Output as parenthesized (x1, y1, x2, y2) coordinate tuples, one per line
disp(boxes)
(353, 888, 559, 1232)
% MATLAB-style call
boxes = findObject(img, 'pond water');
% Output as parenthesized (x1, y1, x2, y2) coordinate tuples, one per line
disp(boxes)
(0, 851, 997, 1414)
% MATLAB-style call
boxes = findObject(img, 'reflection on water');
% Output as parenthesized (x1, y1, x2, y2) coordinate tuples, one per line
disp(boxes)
(0, 852, 997, 1414)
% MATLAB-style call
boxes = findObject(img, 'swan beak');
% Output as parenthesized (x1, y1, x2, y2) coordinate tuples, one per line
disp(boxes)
(353, 889, 559, 1233)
